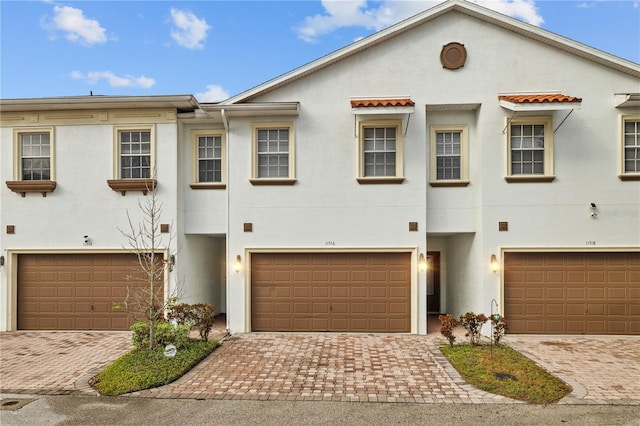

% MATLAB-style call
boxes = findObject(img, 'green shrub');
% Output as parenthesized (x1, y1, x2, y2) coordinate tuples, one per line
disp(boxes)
(168, 303, 216, 341)
(131, 321, 193, 350)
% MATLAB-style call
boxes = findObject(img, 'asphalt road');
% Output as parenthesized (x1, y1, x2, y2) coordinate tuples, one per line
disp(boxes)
(1, 395, 639, 425)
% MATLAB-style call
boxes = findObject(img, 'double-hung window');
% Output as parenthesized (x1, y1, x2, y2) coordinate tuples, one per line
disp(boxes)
(358, 120, 404, 183)
(191, 130, 225, 188)
(6, 127, 57, 197)
(430, 125, 469, 186)
(108, 125, 155, 195)
(251, 122, 296, 185)
(621, 115, 640, 180)
(506, 117, 554, 182)
(20, 131, 52, 180)
(120, 129, 152, 179)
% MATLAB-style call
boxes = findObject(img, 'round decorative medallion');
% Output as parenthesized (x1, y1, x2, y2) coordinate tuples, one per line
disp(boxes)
(440, 42, 467, 70)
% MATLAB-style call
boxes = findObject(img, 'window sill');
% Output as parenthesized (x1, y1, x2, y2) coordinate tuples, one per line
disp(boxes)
(619, 174, 640, 181)
(190, 183, 227, 190)
(504, 175, 555, 183)
(6, 180, 57, 197)
(429, 180, 470, 187)
(356, 177, 405, 185)
(249, 178, 297, 186)
(107, 179, 157, 195)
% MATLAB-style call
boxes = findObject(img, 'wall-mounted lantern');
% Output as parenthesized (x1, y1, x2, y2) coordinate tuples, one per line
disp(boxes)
(233, 255, 242, 274)
(490, 254, 499, 273)
(418, 253, 427, 272)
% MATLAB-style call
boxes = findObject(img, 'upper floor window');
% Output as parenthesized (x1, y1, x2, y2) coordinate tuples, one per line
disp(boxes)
(621, 116, 640, 180)
(250, 122, 296, 185)
(430, 125, 469, 187)
(119, 129, 152, 178)
(190, 130, 226, 189)
(357, 120, 404, 184)
(107, 125, 156, 195)
(505, 117, 554, 182)
(20, 131, 51, 180)
(5, 127, 57, 197)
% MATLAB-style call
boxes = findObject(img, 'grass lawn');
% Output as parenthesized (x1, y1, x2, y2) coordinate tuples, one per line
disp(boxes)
(91, 340, 219, 396)
(440, 344, 572, 404)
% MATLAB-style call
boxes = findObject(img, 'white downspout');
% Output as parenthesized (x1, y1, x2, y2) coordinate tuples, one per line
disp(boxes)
(221, 108, 231, 334)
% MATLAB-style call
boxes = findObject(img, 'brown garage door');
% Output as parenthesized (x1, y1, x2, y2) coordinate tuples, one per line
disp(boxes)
(251, 252, 411, 332)
(504, 252, 640, 335)
(18, 253, 164, 330)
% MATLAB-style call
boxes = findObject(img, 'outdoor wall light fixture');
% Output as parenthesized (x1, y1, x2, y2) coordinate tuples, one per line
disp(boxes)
(418, 253, 427, 272)
(0, 256, 4, 267)
(490, 254, 499, 273)
(168, 254, 175, 272)
(83, 235, 92, 246)
(590, 202, 598, 218)
(233, 255, 242, 273)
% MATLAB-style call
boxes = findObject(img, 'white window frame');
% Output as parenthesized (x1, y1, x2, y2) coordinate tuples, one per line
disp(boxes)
(250, 122, 296, 185)
(113, 125, 155, 179)
(190, 130, 226, 189)
(505, 116, 555, 182)
(429, 125, 469, 187)
(13, 127, 55, 181)
(357, 119, 404, 184)
(620, 114, 640, 181)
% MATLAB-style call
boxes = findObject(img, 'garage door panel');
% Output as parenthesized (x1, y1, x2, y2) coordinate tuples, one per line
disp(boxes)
(390, 302, 409, 314)
(566, 271, 586, 283)
(273, 271, 292, 281)
(608, 304, 626, 315)
(608, 287, 627, 299)
(251, 252, 410, 332)
(505, 252, 638, 335)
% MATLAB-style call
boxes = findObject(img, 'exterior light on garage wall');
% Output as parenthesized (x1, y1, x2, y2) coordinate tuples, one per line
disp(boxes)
(233, 255, 242, 274)
(490, 254, 499, 273)
(418, 253, 427, 272)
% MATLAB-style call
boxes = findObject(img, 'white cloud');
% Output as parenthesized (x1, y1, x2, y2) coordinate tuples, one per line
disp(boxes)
(195, 85, 230, 102)
(170, 8, 211, 49)
(70, 71, 156, 89)
(295, 0, 543, 42)
(48, 5, 107, 45)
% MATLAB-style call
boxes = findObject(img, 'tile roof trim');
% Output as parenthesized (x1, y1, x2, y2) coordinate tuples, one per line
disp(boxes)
(351, 98, 416, 108)
(498, 94, 583, 104)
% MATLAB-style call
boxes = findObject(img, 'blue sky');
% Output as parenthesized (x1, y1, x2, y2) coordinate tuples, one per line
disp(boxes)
(1, 0, 638, 101)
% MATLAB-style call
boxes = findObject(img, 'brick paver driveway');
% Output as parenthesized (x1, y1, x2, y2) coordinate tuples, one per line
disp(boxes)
(506, 335, 640, 405)
(2, 329, 638, 405)
(0, 332, 131, 394)
(130, 333, 515, 403)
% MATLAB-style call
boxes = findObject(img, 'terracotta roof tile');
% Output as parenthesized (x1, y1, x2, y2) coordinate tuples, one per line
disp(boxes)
(498, 94, 582, 104)
(351, 98, 415, 108)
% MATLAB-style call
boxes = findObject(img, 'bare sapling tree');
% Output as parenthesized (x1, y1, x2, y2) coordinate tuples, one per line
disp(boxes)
(117, 181, 178, 350)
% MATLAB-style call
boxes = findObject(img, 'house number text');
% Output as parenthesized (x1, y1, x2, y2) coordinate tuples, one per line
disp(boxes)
(585, 240, 596, 246)
(325, 241, 336, 246)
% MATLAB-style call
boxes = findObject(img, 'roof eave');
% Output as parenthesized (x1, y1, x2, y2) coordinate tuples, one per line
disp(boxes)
(0, 95, 200, 112)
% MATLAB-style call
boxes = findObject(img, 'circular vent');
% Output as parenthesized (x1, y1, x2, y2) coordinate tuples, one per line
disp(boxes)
(440, 42, 467, 70)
